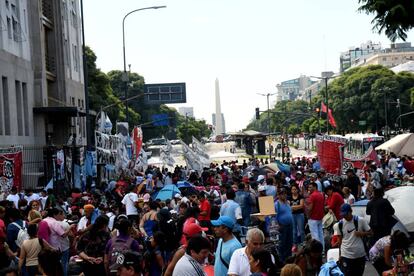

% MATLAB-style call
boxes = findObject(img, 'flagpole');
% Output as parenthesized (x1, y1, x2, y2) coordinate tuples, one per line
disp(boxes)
(325, 77, 329, 135)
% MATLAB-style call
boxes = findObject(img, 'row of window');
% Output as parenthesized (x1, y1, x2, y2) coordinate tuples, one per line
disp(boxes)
(0, 76, 29, 136)
(2, 0, 26, 42)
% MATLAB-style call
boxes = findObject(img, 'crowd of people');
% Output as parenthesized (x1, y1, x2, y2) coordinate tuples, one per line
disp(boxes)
(0, 151, 413, 276)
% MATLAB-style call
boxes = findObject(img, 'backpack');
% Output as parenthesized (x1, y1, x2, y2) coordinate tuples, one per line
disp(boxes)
(319, 260, 344, 276)
(12, 221, 29, 248)
(337, 216, 369, 255)
(108, 237, 134, 272)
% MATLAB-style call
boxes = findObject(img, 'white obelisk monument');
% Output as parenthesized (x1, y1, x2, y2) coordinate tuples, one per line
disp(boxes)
(215, 78, 224, 136)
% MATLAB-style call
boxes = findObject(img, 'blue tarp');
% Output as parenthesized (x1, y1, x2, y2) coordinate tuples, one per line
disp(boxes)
(155, 184, 181, 201)
(177, 181, 193, 188)
(274, 160, 291, 176)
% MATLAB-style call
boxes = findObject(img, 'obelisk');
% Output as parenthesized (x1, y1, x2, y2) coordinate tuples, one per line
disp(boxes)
(215, 78, 224, 136)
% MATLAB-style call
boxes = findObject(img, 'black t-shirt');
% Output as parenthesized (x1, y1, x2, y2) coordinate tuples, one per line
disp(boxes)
(366, 198, 395, 230)
(344, 175, 360, 198)
(289, 194, 304, 214)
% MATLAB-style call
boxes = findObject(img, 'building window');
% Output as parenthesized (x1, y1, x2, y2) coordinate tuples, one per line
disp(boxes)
(22, 82, 29, 136)
(15, 81, 23, 136)
(382, 57, 387, 61)
(72, 44, 78, 71)
(6, 17, 12, 39)
(2, 77, 10, 135)
(71, 10, 77, 28)
(71, 96, 75, 106)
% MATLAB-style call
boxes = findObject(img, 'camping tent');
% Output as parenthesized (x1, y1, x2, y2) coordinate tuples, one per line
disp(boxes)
(376, 133, 414, 156)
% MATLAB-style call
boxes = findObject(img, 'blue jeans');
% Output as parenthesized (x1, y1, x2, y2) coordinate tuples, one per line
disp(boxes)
(292, 213, 305, 245)
(61, 249, 69, 276)
(308, 219, 324, 251)
(278, 223, 293, 263)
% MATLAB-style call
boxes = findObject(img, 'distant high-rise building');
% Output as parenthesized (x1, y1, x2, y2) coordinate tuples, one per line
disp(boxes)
(276, 75, 316, 102)
(339, 41, 382, 72)
(214, 78, 225, 135)
(178, 107, 194, 118)
(212, 113, 226, 135)
(351, 42, 414, 69)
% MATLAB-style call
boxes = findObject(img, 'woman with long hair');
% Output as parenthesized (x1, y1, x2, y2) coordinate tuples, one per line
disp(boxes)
(139, 201, 158, 238)
(290, 184, 305, 247)
(249, 248, 279, 276)
(369, 230, 410, 275)
(77, 215, 110, 276)
(27, 200, 42, 225)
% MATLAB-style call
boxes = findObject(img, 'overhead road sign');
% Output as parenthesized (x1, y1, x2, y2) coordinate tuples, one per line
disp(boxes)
(143, 82, 186, 105)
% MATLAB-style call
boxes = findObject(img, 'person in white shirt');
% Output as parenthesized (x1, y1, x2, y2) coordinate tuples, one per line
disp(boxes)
(39, 190, 48, 210)
(6, 187, 20, 209)
(228, 228, 265, 276)
(121, 185, 139, 225)
(24, 189, 40, 205)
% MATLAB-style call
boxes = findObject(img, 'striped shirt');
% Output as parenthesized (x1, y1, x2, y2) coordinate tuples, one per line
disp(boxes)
(172, 253, 206, 276)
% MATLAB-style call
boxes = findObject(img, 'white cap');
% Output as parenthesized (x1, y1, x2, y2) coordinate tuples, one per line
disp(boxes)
(174, 193, 182, 199)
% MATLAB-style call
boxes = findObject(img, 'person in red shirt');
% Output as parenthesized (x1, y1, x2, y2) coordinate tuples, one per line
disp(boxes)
(198, 192, 211, 230)
(325, 185, 344, 220)
(306, 182, 325, 251)
(403, 157, 414, 174)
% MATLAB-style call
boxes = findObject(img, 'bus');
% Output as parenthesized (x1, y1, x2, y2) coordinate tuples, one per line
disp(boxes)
(344, 133, 384, 156)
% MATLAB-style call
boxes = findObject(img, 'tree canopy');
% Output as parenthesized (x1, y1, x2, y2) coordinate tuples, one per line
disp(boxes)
(246, 65, 414, 134)
(86, 47, 211, 141)
(358, 0, 414, 41)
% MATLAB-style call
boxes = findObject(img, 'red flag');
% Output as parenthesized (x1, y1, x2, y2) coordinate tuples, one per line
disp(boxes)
(131, 127, 143, 158)
(328, 108, 337, 128)
(321, 102, 328, 113)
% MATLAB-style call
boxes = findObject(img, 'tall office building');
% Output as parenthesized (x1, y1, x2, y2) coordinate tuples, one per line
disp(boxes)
(0, 0, 85, 187)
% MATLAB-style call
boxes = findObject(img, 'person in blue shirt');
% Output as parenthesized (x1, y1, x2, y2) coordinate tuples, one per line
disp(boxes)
(235, 183, 253, 227)
(220, 189, 243, 236)
(212, 216, 242, 276)
(275, 188, 293, 263)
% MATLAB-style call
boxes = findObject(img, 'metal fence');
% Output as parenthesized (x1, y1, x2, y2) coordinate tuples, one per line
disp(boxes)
(21, 145, 46, 190)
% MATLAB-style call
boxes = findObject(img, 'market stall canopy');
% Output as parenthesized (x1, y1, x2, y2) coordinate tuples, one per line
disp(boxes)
(385, 186, 414, 232)
(375, 133, 414, 157)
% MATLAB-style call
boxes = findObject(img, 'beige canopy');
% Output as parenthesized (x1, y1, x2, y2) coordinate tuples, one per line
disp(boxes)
(375, 133, 414, 157)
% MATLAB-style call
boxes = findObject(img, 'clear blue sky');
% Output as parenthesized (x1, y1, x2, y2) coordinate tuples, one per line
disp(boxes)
(83, 0, 413, 133)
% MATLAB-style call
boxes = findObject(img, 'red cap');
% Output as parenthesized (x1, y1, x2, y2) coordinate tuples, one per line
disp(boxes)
(183, 223, 208, 237)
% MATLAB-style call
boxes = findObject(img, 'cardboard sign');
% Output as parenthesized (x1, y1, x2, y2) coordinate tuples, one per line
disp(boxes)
(251, 196, 276, 220)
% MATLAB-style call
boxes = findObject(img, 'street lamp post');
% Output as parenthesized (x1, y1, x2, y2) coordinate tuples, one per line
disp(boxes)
(258, 93, 276, 161)
(122, 6, 166, 125)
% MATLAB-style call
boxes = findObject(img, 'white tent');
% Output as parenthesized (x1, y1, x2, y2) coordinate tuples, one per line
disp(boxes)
(375, 133, 414, 157)
(385, 186, 414, 232)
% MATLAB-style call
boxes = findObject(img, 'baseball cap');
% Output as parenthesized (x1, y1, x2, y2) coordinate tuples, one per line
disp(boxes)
(183, 223, 208, 237)
(340, 203, 352, 216)
(110, 251, 142, 272)
(174, 193, 182, 199)
(211, 216, 235, 229)
(257, 175, 265, 183)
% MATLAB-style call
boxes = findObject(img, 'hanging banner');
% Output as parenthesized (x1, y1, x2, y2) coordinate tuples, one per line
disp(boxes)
(192, 136, 210, 160)
(160, 139, 175, 167)
(0, 146, 23, 192)
(131, 126, 143, 158)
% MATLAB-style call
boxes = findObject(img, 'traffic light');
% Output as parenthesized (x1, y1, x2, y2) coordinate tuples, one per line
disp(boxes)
(255, 108, 260, 120)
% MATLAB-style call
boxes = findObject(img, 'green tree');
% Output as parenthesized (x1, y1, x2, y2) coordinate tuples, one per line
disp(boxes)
(358, 0, 414, 41)
(85, 47, 140, 131)
(176, 116, 211, 144)
(327, 65, 414, 132)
